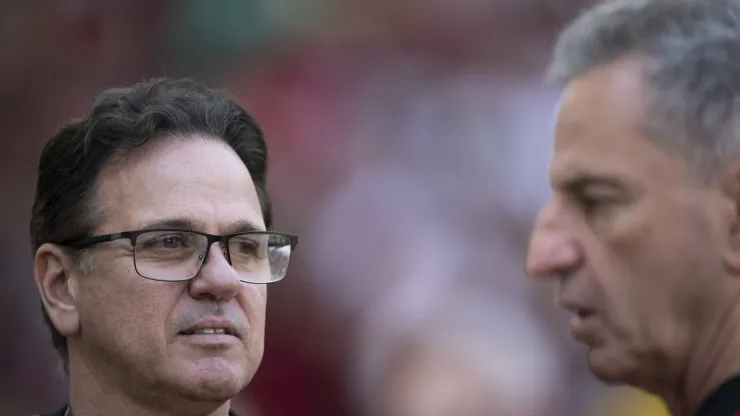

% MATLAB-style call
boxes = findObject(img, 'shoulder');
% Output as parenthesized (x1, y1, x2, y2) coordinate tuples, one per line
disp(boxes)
(31, 405, 67, 416)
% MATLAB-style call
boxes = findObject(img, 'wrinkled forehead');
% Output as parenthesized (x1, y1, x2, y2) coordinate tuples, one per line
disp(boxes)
(94, 138, 264, 233)
(549, 122, 693, 197)
(549, 63, 693, 192)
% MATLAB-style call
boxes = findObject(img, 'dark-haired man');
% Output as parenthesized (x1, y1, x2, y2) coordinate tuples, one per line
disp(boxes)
(31, 78, 297, 416)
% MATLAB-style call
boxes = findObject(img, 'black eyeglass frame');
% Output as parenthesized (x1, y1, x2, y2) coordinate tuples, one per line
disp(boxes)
(60, 229, 298, 284)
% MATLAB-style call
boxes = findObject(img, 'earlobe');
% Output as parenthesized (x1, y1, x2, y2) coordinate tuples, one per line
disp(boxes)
(726, 220, 740, 275)
(34, 243, 80, 337)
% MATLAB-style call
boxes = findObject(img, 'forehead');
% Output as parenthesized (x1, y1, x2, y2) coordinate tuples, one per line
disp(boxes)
(95, 137, 264, 233)
(551, 57, 690, 189)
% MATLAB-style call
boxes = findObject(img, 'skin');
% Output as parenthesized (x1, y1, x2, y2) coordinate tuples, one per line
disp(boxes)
(34, 137, 268, 416)
(525, 56, 740, 415)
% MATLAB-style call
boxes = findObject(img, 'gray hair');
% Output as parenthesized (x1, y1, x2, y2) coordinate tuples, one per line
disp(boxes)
(550, 0, 740, 174)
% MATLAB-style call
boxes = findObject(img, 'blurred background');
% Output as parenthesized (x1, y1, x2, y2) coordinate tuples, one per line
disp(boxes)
(0, 0, 670, 415)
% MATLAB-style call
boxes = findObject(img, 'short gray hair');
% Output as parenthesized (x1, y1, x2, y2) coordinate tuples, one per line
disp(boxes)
(550, 0, 740, 173)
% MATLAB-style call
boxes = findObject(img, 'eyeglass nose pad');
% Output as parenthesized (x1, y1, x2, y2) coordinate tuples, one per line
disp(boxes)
(221, 244, 232, 265)
(199, 242, 232, 266)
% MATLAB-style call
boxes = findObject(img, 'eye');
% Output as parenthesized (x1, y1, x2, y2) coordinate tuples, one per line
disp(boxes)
(237, 240, 258, 254)
(575, 192, 615, 216)
(558, 176, 624, 218)
(141, 233, 190, 250)
(578, 194, 602, 211)
(159, 235, 185, 249)
(230, 235, 263, 256)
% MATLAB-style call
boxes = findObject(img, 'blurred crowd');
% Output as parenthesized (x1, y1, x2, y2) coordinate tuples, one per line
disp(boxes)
(0, 0, 670, 415)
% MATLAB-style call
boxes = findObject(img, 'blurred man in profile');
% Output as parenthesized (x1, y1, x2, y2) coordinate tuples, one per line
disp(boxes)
(525, 0, 740, 415)
(30, 78, 297, 416)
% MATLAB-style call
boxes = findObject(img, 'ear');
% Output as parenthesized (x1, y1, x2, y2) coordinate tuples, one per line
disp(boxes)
(718, 161, 740, 276)
(34, 243, 81, 338)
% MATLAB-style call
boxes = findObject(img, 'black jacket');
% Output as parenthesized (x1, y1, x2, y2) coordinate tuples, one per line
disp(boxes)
(36, 406, 240, 416)
(697, 375, 740, 416)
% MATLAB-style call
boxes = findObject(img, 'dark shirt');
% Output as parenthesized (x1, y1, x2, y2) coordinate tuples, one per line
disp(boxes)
(697, 375, 740, 416)
(36, 405, 240, 416)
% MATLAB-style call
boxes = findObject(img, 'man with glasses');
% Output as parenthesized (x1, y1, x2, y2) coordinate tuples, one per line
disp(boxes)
(30, 78, 296, 416)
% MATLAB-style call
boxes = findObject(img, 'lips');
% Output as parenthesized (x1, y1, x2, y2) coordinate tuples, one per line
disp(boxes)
(568, 309, 600, 344)
(179, 319, 239, 337)
(180, 327, 235, 336)
(558, 296, 596, 318)
(575, 308, 595, 320)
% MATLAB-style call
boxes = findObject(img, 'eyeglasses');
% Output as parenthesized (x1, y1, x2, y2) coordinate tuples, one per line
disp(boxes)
(62, 229, 298, 284)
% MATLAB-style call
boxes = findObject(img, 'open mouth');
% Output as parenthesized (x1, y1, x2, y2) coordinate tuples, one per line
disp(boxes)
(577, 309, 595, 319)
(179, 327, 236, 336)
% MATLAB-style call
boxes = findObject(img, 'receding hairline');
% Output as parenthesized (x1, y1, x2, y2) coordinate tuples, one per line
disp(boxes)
(553, 53, 711, 173)
(547, 0, 670, 84)
(547, 0, 740, 177)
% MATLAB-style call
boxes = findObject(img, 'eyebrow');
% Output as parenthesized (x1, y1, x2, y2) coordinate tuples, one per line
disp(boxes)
(553, 172, 624, 191)
(140, 217, 265, 234)
(565, 176, 622, 191)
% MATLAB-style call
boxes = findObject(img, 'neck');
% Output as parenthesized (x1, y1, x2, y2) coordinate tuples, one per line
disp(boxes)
(657, 288, 740, 415)
(67, 350, 231, 416)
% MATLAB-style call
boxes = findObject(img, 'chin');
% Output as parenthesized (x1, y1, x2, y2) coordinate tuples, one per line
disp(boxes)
(175, 357, 255, 401)
(586, 344, 638, 385)
(188, 376, 244, 401)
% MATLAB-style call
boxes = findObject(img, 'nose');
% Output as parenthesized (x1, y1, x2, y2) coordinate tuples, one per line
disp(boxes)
(189, 244, 241, 301)
(525, 206, 581, 280)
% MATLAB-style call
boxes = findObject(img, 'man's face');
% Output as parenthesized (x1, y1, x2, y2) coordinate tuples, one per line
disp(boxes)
(74, 138, 267, 403)
(525, 57, 734, 385)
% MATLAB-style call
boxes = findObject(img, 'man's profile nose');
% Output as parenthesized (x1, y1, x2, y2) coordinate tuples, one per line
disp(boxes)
(525, 227, 579, 280)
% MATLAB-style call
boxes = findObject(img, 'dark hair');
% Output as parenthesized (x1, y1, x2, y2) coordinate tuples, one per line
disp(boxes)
(30, 77, 272, 372)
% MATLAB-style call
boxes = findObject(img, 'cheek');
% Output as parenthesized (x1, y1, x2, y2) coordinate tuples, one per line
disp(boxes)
(583, 232, 664, 338)
(78, 262, 181, 352)
(239, 284, 267, 332)
(597, 215, 714, 341)
(598, 239, 673, 321)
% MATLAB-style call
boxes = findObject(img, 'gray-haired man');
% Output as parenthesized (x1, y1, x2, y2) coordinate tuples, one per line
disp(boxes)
(526, 0, 740, 415)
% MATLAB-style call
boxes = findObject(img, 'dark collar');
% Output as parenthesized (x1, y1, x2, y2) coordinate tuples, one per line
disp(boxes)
(697, 374, 740, 416)
(45, 405, 240, 416)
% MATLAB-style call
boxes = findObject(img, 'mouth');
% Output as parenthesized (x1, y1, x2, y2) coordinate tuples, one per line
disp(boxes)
(569, 309, 598, 341)
(179, 318, 240, 337)
(179, 327, 237, 336)
(570, 307, 597, 325)
(177, 326, 241, 348)
(176, 317, 243, 345)
(576, 308, 595, 320)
